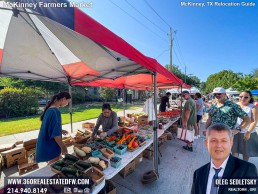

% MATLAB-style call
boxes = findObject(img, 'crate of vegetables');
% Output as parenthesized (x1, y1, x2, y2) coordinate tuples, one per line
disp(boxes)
(114, 145, 127, 155)
(110, 156, 122, 168)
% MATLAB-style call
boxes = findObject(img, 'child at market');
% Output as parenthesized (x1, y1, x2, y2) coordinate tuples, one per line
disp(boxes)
(36, 92, 71, 165)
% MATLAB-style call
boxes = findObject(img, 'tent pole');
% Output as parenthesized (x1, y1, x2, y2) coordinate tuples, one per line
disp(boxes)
(123, 87, 126, 117)
(69, 85, 73, 133)
(180, 85, 183, 126)
(153, 72, 159, 175)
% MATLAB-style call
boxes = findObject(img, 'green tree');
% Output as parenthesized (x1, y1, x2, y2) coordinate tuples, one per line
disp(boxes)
(205, 70, 239, 92)
(99, 87, 115, 101)
(164, 65, 200, 87)
(232, 75, 258, 91)
(0, 77, 68, 98)
(252, 68, 258, 78)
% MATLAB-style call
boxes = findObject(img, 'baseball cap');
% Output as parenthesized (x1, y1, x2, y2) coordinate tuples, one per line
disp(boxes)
(212, 87, 226, 94)
(181, 90, 190, 95)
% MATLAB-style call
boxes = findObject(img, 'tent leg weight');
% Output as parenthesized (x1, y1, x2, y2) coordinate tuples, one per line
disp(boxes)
(141, 170, 159, 184)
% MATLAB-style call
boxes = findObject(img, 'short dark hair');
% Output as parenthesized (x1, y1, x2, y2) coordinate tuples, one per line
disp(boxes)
(102, 103, 111, 111)
(195, 93, 202, 98)
(166, 92, 171, 96)
(206, 123, 233, 139)
(181, 90, 190, 95)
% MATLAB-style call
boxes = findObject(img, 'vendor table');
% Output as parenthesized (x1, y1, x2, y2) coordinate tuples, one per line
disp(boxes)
(24, 165, 105, 194)
(105, 118, 178, 180)
(21, 117, 178, 193)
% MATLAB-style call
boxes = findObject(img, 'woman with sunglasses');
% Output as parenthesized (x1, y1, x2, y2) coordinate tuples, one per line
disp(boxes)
(232, 91, 258, 161)
(90, 103, 118, 140)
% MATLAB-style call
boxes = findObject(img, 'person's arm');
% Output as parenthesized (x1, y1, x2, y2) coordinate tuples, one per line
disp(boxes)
(203, 114, 212, 136)
(91, 115, 101, 138)
(244, 106, 258, 140)
(238, 115, 251, 129)
(106, 112, 118, 136)
(54, 136, 67, 155)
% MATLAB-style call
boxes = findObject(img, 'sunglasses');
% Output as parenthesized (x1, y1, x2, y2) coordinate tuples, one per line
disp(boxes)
(214, 93, 222, 96)
(239, 96, 249, 99)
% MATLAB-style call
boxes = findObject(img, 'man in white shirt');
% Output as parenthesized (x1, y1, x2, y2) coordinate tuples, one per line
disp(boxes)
(191, 123, 258, 194)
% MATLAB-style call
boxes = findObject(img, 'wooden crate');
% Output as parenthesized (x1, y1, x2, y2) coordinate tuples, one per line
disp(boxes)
(0, 143, 15, 152)
(18, 158, 39, 175)
(82, 122, 95, 129)
(137, 116, 148, 126)
(164, 131, 173, 140)
(143, 146, 153, 160)
(106, 180, 116, 194)
(134, 152, 143, 167)
(158, 134, 168, 145)
(26, 148, 36, 158)
(2, 147, 26, 168)
(119, 160, 135, 178)
(23, 139, 37, 151)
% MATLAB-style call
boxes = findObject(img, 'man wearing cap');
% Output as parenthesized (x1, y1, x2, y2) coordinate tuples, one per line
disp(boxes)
(203, 87, 251, 136)
(182, 90, 196, 152)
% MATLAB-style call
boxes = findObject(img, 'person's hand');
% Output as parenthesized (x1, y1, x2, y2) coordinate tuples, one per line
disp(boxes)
(243, 131, 251, 141)
(232, 129, 240, 135)
(62, 130, 69, 135)
(100, 132, 107, 139)
(61, 146, 68, 155)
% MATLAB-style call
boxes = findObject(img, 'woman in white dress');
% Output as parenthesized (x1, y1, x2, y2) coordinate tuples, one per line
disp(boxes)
(232, 91, 258, 161)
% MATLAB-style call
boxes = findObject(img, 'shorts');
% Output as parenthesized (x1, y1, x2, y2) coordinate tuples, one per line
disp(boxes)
(197, 115, 202, 123)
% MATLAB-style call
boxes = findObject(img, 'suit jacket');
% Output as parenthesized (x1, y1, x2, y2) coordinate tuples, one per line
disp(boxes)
(191, 155, 258, 194)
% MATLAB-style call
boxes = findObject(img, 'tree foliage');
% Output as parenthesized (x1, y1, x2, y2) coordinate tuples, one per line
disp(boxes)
(164, 65, 200, 87)
(0, 87, 41, 118)
(99, 87, 115, 102)
(252, 68, 258, 78)
(232, 75, 258, 91)
(205, 70, 239, 92)
(0, 77, 68, 97)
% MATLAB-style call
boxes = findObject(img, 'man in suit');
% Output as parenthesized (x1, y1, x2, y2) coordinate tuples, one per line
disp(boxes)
(191, 123, 258, 194)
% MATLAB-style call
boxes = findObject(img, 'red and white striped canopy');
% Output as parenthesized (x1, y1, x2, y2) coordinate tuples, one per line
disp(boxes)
(0, 1, 183, 87)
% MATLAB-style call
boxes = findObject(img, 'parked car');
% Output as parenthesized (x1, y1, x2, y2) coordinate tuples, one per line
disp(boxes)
(38, 98, 49, 105)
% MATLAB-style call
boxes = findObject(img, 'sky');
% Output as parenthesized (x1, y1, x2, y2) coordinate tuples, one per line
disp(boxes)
(75, 0, 258, 82)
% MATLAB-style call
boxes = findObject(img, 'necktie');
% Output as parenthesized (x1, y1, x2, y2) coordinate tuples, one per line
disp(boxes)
(210, 167, 222, 194)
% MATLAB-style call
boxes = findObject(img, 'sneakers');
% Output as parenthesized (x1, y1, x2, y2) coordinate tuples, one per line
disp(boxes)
(183, 145, 193, 152)
(194, 136, 198, 140)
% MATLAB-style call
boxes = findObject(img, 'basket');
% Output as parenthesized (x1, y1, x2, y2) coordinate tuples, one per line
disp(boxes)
(92, 159, 109, 171)
(85, 167, 105, 185)
(114, 145, 127, 155)
(74, 160, 92, 173)
(110, 156, 122, 168)
(50, 160, 69, 174)
(100, 148, 114, 159)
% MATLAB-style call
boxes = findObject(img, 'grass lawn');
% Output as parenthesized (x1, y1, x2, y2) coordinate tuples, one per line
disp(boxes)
(0, 103, 142, 137)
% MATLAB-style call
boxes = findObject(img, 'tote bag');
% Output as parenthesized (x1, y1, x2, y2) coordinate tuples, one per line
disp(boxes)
(177, 127, 194, 143)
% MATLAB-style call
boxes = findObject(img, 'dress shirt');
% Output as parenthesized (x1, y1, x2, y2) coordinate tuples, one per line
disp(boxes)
(206, 156, 229, 194)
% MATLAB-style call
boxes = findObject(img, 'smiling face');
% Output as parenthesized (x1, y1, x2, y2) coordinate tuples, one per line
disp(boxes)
(205, 130, 233, 166)
(239, 92, 251, 106)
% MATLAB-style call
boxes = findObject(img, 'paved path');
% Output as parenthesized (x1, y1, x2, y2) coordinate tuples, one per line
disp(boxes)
(1, 113, 258, 193)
